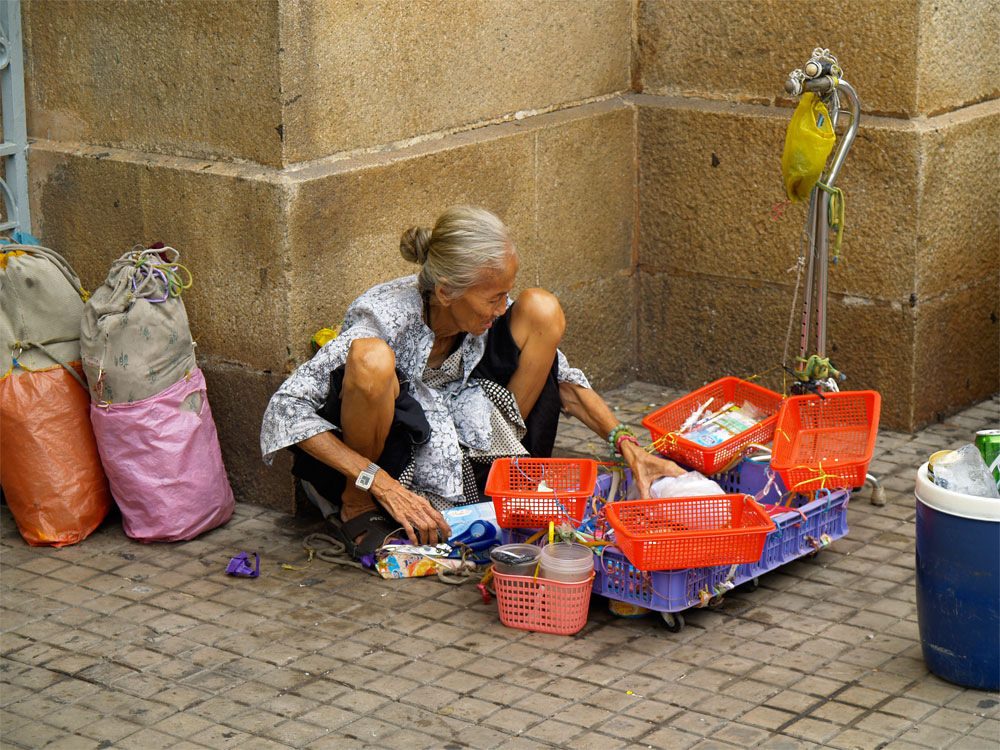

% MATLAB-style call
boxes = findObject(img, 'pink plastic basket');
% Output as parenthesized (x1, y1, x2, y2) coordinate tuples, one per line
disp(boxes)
(492, 568, 593, 635)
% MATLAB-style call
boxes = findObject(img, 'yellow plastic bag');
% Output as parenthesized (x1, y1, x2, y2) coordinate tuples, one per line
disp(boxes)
(782, 93, 835, 202)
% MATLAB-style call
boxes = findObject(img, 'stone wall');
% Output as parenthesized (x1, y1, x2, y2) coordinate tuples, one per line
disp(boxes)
(20, 0, 999, 511)
(21, 0, 637, 511)
(635, 0, 999, 431)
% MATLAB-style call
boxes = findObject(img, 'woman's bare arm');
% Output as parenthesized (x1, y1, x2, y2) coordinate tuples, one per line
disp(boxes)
(558, 382, 685, 498)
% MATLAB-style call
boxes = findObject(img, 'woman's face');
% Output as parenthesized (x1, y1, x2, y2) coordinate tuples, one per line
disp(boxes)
(440, 251, 519, 336)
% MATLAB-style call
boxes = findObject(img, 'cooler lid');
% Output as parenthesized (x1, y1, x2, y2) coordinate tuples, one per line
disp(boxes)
(915, 463, 1000, 522)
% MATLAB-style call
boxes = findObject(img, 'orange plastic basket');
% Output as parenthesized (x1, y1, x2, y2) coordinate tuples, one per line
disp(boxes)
(485, 458, 597, 528)
(492, 568, 593, 635)
(604, 495, 776, 571)
(641, 377, 784, 474)
(770, 390, 881, 492)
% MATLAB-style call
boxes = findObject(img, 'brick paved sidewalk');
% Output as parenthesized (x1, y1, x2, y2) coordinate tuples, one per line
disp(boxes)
(2, 384, 998, 749)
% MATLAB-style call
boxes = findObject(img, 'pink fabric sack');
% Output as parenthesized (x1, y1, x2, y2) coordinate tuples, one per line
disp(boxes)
(90, 367, 234, 542)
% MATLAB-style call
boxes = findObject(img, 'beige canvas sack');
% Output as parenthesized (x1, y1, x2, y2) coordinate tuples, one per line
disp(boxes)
(0, 243, 88, 386)
(80, 246, 197, 404)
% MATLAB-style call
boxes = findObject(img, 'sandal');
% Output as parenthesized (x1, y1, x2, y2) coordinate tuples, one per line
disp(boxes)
(326, 509, 403, 561)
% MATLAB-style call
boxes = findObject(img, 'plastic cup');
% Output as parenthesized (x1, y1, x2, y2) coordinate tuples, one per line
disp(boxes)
(539, 542, 594, 582)
(490, 544, 541, 575)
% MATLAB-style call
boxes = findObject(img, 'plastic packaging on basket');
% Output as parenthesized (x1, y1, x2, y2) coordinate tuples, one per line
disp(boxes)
(641, 377, 784, 474)
(604, 494, 775, 571)
(492, 568, 593, 635)
(90, 368, 234, 542)
(486, 457, 597, 528)
(770, 390, 881, 492)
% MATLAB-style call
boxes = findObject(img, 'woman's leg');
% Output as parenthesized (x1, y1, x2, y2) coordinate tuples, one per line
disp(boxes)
(506, 288, 566, 419)
(339, 338, 400, 523)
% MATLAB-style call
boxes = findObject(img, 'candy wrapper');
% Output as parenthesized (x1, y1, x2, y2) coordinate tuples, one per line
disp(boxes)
(374, 542, 474, 579)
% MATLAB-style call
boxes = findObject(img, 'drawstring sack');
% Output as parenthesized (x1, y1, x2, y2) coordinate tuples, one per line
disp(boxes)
(82, 244, 234, 542)
(80, 245, 197, 404)
(782, 92, 836, 203)
(0, 239, 113, 546)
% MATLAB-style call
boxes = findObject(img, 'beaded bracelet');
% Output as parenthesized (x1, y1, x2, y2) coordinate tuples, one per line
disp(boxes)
(616, 433, 640, 454)
(607, 423, 637, 462)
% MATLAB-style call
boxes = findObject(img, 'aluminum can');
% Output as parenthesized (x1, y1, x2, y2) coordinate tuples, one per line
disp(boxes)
(927, 450, 953, 483)
(975, 429, 1000, 485)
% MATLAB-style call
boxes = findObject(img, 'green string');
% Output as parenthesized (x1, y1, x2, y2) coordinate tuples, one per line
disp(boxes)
(816, 181, 845, 263)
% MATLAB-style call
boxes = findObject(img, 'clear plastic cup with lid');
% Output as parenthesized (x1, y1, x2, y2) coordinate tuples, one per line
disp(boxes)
(539, 542, 594, 582)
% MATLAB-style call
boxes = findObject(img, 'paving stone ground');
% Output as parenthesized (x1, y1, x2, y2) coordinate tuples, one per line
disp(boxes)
(2, 383, 998, 750)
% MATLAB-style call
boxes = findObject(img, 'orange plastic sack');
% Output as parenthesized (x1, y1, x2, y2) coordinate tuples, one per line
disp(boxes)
(0, 364, 112, 546)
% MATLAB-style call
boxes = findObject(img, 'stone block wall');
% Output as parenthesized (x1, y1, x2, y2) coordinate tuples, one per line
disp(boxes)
(20, 0, 998, 511)
(21, 0, 636, 510)
(636, 0, 999, 431)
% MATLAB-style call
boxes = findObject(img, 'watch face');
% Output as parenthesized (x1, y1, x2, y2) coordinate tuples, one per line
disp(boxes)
(356, 467, 376, 491)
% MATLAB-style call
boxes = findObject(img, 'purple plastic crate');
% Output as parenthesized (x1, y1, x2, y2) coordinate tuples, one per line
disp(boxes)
(503, 460, 849, 614)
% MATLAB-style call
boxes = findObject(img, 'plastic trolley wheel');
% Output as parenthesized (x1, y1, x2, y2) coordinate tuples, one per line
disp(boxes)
(660, 612, 684, 633)
(742, 576, 760, 592)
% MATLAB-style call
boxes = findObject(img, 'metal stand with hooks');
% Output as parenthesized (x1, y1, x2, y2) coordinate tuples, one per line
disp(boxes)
(783, 50, 885, 505)
(784, 48, 860, 397)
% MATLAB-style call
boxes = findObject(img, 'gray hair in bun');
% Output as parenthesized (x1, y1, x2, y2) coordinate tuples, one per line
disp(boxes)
(400, 206, 515, 301)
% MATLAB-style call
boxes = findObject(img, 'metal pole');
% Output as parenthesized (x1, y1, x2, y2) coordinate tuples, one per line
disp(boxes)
(803, 77, 859, 359)
(797, 192, 819, 366)
(815, 188, 831, 357)
(0, 0, 30, 235)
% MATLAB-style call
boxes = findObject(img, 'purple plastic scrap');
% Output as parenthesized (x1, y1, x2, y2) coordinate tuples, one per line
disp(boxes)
(226, 552, 260, 578)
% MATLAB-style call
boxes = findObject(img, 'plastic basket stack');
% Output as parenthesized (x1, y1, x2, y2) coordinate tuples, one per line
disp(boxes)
(486, 457, 598, 635)
(604, 494, 775, 571)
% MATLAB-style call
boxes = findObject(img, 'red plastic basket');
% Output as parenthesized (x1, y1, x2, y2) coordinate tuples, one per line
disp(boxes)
(492, 568, 593, 635)
(770, 390, 881, 492)
(641, 377, 784, 474)
(604, 494, 776, 571)
(486, 458, 597, 528)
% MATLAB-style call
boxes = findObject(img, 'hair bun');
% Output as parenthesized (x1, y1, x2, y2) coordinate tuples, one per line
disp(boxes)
(400, 226, 431, 264)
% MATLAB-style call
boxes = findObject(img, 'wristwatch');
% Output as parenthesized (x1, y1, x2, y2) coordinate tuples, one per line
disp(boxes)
(355, 462, 380, 491)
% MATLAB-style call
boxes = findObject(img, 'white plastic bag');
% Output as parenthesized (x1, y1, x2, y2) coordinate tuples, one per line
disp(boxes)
(627, 470, 725, 499)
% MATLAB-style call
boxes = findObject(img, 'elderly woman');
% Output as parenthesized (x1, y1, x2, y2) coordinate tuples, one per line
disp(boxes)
(261, 206, 682, 559)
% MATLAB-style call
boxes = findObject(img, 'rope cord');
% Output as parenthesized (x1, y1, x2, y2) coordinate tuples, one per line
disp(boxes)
(108, 246, 193, 305)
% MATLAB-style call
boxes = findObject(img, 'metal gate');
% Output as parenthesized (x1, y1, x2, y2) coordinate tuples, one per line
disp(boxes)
(0, 0, 29, 235)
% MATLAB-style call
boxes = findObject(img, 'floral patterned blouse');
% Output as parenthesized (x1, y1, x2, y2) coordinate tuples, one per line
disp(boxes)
(260, 275, 590, 506)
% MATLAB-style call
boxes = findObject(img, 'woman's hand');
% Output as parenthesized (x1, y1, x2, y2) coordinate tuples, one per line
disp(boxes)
(371, 473, 452, 546)
(620, 440, 686, 499)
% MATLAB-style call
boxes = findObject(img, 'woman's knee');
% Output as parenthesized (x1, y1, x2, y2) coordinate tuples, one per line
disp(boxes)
(512, 288, 566, 343)
(343, 338, 397, 401)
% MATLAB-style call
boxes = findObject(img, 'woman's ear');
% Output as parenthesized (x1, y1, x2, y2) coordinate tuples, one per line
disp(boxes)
(435, 280, 454, 306)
